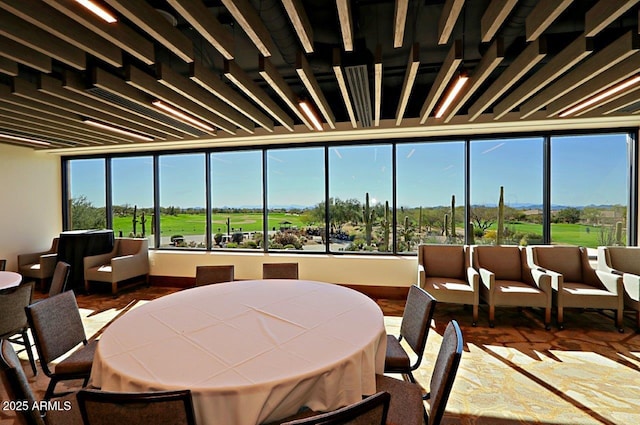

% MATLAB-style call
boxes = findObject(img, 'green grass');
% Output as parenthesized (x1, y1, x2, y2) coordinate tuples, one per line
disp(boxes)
(487, 222, 606, 247)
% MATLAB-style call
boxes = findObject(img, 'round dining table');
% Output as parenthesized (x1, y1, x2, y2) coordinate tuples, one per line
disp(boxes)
(91, 279, 387, 425)
(0, 271, 22, 290)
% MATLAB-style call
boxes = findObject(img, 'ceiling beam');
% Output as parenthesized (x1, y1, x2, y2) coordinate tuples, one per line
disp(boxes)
(190, 60, 274, 132)
(420, 40, 463, 123)
(167, 0, 234, 60)
(526, 0, 573, 41)
(35, 74, 169, 140)
(0, 130, 73, 148)
(583, 85, 640, 116)
(520, 31, 640, 118)
(220, 0, 275, 57)
(0, 9, 85, 70)
(42, 0, 154, 65)
(0, 34, 50, 73)
(395, 42, 420, 125)
(585, 0, 640, 37)
(296, 52, 336, 129)
(157, 63, 254, 134)
(126, 65, 232, 135)
(258, 56, 314, 130)
(493, 35, 594, 119)
(0, 0, 121, 67)
(92, 67, 203, 138)
(374, 45, 382, 127)
(547, 53, 640, 117)
(332, 49, 357, 128)
(481, 0, 518, 43)
(468, 38, 547, 121)
(393, 0, 409, 48)
(438, 0, 465, 45)
(0, 113, 99, 146)
(281, 0, 314, 54)
(443, 38, 504, 123)
(104, 0, 193, 63)
(0, 57, 17, 76)
(63, 70, 190, 139)
(336, 0, 353, 51)
(225, 59, 294, 131)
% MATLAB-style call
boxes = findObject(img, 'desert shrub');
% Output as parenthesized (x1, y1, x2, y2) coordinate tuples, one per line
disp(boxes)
(272, 231, 302, 249)
(225, 242, 238, 248)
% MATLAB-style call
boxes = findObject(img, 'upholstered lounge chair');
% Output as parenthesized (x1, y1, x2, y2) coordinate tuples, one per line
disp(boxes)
(528, 245, 624, 331)
(473, 245, 552, 329)
(418, 244, 479, 326)
(597, 246, 640, 330)
(18, 237, 59, 290)
(83, 238, 149, 295)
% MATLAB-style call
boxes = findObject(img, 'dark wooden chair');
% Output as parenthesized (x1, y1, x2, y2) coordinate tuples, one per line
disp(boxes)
(48, 261, 71, 297)
(263, 263, 299, 279)
(0, 281, 37, 376)
(195, 265, 234, 286)
(280, 391, 390, 425)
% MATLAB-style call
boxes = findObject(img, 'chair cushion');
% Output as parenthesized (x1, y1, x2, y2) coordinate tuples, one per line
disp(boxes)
(476, 246, 522, 281)
(421, 245, 465, 280)
(384, 335, 410, 369)
(375, 375, 424, 425)
(54, 340, 98, 376)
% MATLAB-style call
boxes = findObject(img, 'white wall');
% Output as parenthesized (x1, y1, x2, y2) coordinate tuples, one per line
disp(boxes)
(0, 144, 62, 271)
(149, 250, 418, 287)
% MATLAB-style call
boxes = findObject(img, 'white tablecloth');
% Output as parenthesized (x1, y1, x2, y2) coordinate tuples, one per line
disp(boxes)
(91, 280, 387, 425)
(0, 271, 21, 290)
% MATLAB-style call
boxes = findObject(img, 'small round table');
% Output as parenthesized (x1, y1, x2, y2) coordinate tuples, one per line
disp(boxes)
(91, 280, 387, 425)
(0, 271, 22, 290)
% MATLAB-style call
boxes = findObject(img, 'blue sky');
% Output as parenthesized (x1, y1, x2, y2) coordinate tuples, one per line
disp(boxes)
(69, 133, 629, 209)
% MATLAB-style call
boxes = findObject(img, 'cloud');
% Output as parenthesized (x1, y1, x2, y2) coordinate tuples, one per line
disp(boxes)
(481, 142, 505, 154)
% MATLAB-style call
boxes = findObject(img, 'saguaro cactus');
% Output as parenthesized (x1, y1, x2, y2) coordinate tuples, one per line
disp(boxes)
(444, 213, 449, 237)
(451, 195, 456, 239)
(363, 192, 375, 246)
(468, 222, 475, 244)
(497, 186, 505, 245)
(380, 200, 390, 251)
(140, 212, 147, 237)
(615, 221, 623, 245)
(132, 205, 138, 235)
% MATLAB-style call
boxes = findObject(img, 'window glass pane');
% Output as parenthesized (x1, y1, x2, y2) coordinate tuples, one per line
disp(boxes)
(112, 156, 154, 247)
(210, 151, 263, 250)
(328, 144, 392, 253)
(68, 158, 106, 230)
(267, 147, 325, 251)
(397, 141, 465, 250)
(159, 153, 206, 249)
(551, 133, 628, 248)
(470, 137, 543, 245)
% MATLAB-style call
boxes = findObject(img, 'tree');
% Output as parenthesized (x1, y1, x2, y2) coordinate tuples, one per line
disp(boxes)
(555, 207, 581, 224)
(470, 205, 496, 231)
(70, 195, 106, 230)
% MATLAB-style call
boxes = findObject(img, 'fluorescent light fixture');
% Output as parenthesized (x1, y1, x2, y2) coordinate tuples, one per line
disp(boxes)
(299, 100, 323, 131)
(559, 74, 640, 117)
(152, 100, 215, 132)
(0, 134, 51, 146)
(435, 73, 469, 119)
(83, 119, 154, 142)
(75, 0, 117, 23)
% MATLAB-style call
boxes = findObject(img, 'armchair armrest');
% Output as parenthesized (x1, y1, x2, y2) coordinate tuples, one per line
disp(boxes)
(83, 251, 115, 270)
(621, 273, 640, 301)
(39, 253, 58, 276)
(110, 254, 149, 282)
(418, 264, 426, 288)
(478, 268, 494, 291)
(18, 251, 46, 266)
(530, 268, 552, 294)
(595, 270, 622, 295)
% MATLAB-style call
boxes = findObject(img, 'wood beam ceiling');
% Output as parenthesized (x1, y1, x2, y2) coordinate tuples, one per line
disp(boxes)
(526, 0, 573, 41)
(481, 0, 517, 43)
(395, 43, 420, 125)
(420, 40, 463, 123)
(296, 52, 336, 130)
(220, 0, 275, 57)
(281, 0, 314, 54)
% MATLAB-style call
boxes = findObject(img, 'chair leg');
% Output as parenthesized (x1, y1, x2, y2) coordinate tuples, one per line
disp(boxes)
(636, 311, 640, 333)
(616, 309, 624, 333)
(472, 304, 478, 327)
(21, 331, 37, 376)
(557, 306, 564, 330)
(489, 305, 495, 328)
(44, 377, 59, 400)
(544, 308, 551, 331)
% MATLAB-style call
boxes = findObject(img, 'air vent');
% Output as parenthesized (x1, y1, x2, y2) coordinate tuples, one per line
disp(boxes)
(345, 65, 372, 128)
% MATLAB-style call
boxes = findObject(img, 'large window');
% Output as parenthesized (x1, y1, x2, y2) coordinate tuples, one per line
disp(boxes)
(470, 137, 544, 246)
(328, 144, 392, 253)
(266, 147, 325, 252)
(158, 153, 206, 249)
(397, 141, 465, 251)
(111, 156, 154, 246)
(67, 158, 106, 230)
(63, 130, 635, 253)
(551, 134, 629, 248)
(210, 150, 262, 250)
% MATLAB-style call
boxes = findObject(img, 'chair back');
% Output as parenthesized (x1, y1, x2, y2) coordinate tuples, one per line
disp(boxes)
(117, 238, 148, 256)
(0, 282, 34, 338)
(263, 263, 299, 279)
(49, 237, 60, 254)
(0, 340, 45, 425)
(195, 265, 234, 286)
(281, 391, 390, 424)
(531, 245, 583, 281)
(77, 389, 197, 425)
(473, 245, 523, 281)
(599, 246, 640, 275)
(401, 285, 437, 361)
(25, 291, 87, 374)
(48, 261, 71, 297)
(419, 245, 467, 280)
(0, 259, 6, 271)
(428, 320, 463, 425)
